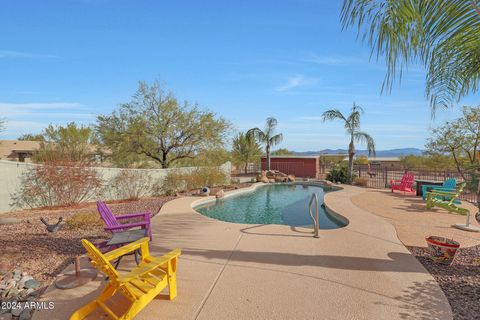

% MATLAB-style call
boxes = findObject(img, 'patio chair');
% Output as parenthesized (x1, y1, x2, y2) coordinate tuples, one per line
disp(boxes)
(97, 201, 152, 240)
(421, 178, 457, 200)
(426, 182, 468, 215)
(390, 172, 415, 194)
(70, 237, 181, 320)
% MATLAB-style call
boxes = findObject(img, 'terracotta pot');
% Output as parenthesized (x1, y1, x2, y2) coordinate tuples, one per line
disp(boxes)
(425, 236, 460, 265)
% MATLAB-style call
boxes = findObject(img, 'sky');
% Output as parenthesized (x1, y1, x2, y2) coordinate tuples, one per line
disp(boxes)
(0, 0, 478, 151)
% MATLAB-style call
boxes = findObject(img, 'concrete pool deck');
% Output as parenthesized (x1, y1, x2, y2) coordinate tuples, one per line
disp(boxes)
(35, 184, 453, 320)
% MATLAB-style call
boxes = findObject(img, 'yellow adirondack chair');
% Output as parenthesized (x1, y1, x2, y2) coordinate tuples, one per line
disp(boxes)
(70, 237, 181, 320)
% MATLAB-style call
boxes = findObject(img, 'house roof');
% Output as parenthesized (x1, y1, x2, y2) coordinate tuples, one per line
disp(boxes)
(0, 140, 42, 160)
(261, 155, 320, 159)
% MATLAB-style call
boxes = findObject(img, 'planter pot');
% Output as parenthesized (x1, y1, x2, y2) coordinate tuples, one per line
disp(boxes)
(425, 236, 460, 265)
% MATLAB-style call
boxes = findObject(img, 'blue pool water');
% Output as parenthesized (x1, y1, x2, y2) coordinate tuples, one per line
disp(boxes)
(195, 184, 347, 229)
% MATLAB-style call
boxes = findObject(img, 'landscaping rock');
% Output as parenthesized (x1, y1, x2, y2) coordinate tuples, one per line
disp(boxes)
(24, 280, 39, 290)
(0, 313, 13, 320)
(10, 306, 22, 317)
(0, 269, 42, 319)
(0, 263, 13, 275)
(215, 190, 225, 199)
(19, 308, 32, 320)
(260, 177, 269, 183)
(0, 217, 20, 225)
(287, 175, 296, 182)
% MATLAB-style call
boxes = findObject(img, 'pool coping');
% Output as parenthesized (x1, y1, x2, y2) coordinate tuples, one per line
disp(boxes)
(34, 183, 453, 320)
(190, 181, 349, 227)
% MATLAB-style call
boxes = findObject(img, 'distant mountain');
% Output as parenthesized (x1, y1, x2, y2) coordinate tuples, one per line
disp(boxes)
(293, 148, 423, 157)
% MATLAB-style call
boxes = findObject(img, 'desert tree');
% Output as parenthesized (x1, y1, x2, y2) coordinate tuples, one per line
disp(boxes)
(232, 132, 262, 174)
(96, 80, 230, 168)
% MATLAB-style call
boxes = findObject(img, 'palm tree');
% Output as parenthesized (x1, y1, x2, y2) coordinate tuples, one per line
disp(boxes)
(341, 0, 480, 111)
(247, 117, 283, 171)
(322, 103, 375, 184)
(341, 0, 480, 209)
(231, 132, 262, 174)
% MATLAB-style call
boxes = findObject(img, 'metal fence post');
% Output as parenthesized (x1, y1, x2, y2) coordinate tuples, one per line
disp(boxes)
(384, 168, 388, 188)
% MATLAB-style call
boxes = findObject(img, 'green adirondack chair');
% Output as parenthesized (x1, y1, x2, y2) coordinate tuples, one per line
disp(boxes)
(426, 182, 469, 215)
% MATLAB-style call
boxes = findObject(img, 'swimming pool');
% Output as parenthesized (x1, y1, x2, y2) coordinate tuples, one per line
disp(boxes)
(195, 183, 347, 229)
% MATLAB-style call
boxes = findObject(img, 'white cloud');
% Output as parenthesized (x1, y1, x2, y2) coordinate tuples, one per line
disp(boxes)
(0, 102, 96, 139)
(275, 75, 318, 92)
(0, 50, 58, 59)
(0, 102, 84, 110)
(302, 53, 363, 66)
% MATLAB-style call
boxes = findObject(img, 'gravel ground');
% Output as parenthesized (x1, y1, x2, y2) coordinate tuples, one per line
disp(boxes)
(0, 196, 174, 293)
(408, 245, 480, 320)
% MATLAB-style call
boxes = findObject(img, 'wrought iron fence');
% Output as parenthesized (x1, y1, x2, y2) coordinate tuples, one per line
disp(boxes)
(353, 165, 478, 203)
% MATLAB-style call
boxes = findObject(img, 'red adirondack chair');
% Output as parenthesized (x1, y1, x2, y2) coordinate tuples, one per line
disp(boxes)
(390, 172, 415, 194)
(97, 201, 152, 240)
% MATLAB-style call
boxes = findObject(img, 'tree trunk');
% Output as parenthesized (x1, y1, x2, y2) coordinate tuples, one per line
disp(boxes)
(266, 144, 271, 171)
(244, 161, 248, 174)
(161, 152, 169, 168)
(348, 139, 355, 184)
(477, 170, 480, 222)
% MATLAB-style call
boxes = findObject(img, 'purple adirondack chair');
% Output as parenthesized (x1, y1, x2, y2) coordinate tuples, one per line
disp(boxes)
(97, 201, 152, 240)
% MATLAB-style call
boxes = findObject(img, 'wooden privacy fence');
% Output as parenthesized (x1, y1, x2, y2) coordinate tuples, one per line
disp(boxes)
(354, 165, 479, 203)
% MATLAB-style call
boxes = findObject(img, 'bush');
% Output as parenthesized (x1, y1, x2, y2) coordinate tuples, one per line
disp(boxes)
(109, 170, 155, 200)
(326, 163, 355, 184)
(11, 161, 102, 209)
(162, 167, 228, 194)
(64, 212, 104, 230)
(354, 177, 368, 187)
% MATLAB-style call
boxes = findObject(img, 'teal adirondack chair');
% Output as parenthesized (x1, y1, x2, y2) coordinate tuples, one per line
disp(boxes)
(426, 182, 468, 215)
(421, 178, 457, 201)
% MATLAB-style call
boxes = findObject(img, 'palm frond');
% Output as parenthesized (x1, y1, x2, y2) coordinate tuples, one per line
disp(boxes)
(246, 127, 266, 143)
(354, 131, 376, 157)
(346, 103, 364, 131)
(269, 133, 283, 146)
(322, 109, 347, 122)
(265, 117, 278, 131)
(341, 0, 480, 111)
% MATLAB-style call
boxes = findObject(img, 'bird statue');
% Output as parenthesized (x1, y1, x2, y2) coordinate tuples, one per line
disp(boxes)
(40, 217, 63, 233)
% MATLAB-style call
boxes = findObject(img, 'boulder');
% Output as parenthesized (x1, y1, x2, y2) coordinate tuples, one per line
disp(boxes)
(24, 279, 39, 290)
(215, 190, 225, 199)
(268, 179, 275, 183)
(0, 217, 20, 225)
(260, 177, 269, 183)
(287, 175, 296, 182)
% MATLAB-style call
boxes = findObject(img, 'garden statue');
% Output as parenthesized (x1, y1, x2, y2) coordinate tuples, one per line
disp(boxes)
(40, 217, 63, 233)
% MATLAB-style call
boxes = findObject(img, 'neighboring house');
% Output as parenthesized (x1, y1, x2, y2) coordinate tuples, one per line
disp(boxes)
(0, 140, 41, 163)
(346, 156, 402, 169)
(368, 157, 402, 169)
(0, 140, 110, 164)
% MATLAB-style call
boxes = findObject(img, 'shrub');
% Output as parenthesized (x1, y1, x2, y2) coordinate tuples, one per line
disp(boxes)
(109, 170, 155, 200)
(354, 177, 368, 187)
(64, 212, 104, 230)
(326, 163, 350, 184)
(162, 167, 228, 194)
(11, 161, 102, 209)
